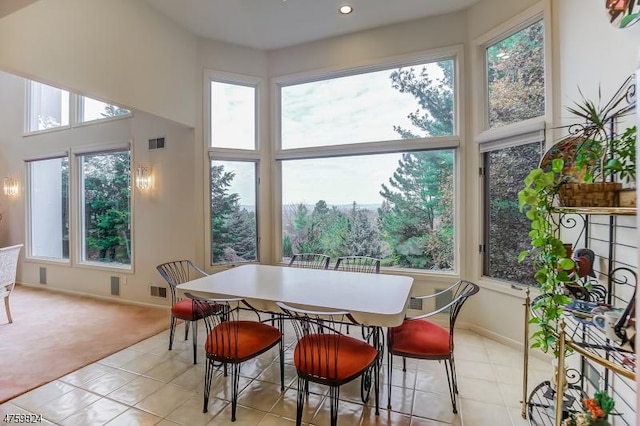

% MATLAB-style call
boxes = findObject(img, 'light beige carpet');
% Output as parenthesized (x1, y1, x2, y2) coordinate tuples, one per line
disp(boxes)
(0, 285, 169, 403)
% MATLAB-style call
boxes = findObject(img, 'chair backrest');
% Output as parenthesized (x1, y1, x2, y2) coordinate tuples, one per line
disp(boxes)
(186, 293, 272, 362)
(405, 279, 479, 351)
(0, 244, 22, 295)
(446, 280, 479, 331)
(334, 256, 380, 274)
(277, 301, 361, 381)
(156, 260, 207, 302)
(288, 253, 330, 270)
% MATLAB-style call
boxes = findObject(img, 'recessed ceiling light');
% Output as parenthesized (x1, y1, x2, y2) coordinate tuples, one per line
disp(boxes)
(339, 5, 353, 15)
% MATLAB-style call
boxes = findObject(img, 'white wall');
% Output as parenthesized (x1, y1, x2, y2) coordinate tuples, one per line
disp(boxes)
(0, 0, 199, 128)
(0, 70, 196, 305)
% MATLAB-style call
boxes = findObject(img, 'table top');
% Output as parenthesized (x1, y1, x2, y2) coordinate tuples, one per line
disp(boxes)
(177, 264, 414, 327)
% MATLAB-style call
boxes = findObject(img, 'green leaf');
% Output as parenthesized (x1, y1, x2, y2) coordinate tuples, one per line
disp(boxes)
(551, 158, 564, 173)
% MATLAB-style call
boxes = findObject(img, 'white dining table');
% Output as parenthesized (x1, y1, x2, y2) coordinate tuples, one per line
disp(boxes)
(176, 264, 414, 327)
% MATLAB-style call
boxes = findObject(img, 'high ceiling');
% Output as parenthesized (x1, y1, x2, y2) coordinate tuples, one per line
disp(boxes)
(142, 0, 481, 50)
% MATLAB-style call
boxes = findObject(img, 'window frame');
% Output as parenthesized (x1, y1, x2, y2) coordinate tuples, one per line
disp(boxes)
(74, 142, 133, 271)
(473, 1, 553, 288)
(272, 46, 464, 275)
(204, 70, 263, 268)
(75, 95, 132, 126)
(25, 153, 71, 264)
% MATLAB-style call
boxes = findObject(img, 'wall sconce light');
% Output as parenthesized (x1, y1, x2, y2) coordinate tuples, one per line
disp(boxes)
(3, 177, 19, 196)
(135, 165, 152, 190)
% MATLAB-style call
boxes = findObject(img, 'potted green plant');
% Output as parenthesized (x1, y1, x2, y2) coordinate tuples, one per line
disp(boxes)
(559, 79, 637, 207)
(518, 158, 576, 358)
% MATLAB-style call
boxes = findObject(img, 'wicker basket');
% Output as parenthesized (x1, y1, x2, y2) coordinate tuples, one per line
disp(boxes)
(558, 182, 621, 207)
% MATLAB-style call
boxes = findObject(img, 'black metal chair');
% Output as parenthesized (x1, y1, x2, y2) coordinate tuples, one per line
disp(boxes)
(288, 253, 331, 269)
(386, 279, 479, 413)
(187, 293, 284, 420)
(277, 301, 379, 426)
(334, 255, 381, 274)
(156, 259, 210, 364)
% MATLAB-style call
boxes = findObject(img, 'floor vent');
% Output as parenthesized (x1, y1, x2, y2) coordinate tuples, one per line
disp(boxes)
(110, 276, 120, 296)
(39, 267, 46, 285)
(150, 286, 167, 298)
(409, 297, 423, 310)
(148, 137, 165, 150)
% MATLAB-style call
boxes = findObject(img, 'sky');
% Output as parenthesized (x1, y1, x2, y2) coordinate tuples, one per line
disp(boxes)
(211, 61, 449, 206)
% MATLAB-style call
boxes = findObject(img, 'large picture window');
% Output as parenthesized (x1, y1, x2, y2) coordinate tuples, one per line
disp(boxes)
(27, 156, 69, 260)
(282, 150, 455, 270)
(281, 60, 454, 149)
(79, 149, 131, 266)
(278, 54, 459, 271)
(486, 20, 544, 129)
(210, 81, 256, 149)
(484, 142, 541, 285)
(210, 160, 257, 264)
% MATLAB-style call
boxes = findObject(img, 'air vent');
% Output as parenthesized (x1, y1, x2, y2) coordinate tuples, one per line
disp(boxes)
(39, 267, 46, 285)
(409, 297, 423, 310)
(110, 276, 120, 296)
(148, 137, 166, 150)
(150, 286, 167, 298)
(435, 288, 453, 313)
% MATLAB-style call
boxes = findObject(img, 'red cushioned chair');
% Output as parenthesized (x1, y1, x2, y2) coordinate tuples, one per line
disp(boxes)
(156, 260, 211, 364)
(187, 293, 284, 420)
(277, 301, 379, 426)
(387, 279, 479, 413)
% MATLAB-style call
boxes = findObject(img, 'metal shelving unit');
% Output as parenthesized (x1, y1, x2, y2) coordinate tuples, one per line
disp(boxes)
(522, 207, 637, 426)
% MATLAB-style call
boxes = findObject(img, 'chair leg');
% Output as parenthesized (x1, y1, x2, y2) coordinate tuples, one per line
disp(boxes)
(203, 358, 214, 413)
(444, 358, 457, 413)
(373, 347, 380, 416)
(329, 386, 340, 426)
(296, 377, 305, 426)
(4, 297, 12, 324)
(387, 350, 393, 409)
(191, 320, 198, 364)
(278, 318, 285, 391)
(450, 354, 459, 394)
(184, 319, 190, 341)
(169, 316, 177, 350)
(231, 363, 241, 421)
(402, 356, 406, 372)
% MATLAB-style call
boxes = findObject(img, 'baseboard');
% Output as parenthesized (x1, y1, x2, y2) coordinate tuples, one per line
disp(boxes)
(16, 283, 170, 311)
(465, 321, 552, 362)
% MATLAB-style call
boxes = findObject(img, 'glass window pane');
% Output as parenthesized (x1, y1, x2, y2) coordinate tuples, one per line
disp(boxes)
(210, 82, 255, 149)
(281, 150, 455, 270)
(28, 157, 69, 260)
(80, 150, 131, 265)
(80, 96, 131, 122)
(211, 160, 257, 264)
(281, 60, 454, 149)
(484, 142, 541, 285)
(27, 81, 69, 132)
(486, 20, 545, 129)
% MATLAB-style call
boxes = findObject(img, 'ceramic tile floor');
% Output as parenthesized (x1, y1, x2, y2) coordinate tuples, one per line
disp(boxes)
(1, 318, 553, 426)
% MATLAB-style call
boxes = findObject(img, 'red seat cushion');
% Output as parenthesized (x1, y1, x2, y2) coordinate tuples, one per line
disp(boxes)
(205, 321, 281, 361)
(171, 299, 216, 320)
(294, 334, 377, 381)
(388, 319, 451, 358)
